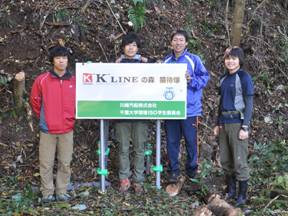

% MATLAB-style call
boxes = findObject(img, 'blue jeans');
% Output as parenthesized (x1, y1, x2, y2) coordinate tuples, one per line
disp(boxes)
(165, 117, 198, 177)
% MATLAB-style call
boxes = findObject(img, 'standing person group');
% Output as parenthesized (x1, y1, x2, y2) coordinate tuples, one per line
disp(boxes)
(30, 30, 253, 207)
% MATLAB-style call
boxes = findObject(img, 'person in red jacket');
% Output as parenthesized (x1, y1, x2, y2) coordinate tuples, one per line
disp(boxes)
(30, 45, 75, 202)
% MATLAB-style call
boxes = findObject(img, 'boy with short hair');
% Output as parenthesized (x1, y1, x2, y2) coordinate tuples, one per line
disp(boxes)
(164, 30, 209, 184)
(115, 32, 150, 193)
(30, 45, 75, 202)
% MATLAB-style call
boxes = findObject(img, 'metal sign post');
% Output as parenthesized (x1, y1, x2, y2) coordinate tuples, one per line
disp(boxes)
(97, 120, 110, 192)
(100, 119, 106, 192)
(155, 120, 162, 189)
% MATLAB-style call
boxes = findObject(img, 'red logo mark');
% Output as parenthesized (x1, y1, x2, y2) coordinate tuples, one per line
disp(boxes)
(83, 73, 93, 84)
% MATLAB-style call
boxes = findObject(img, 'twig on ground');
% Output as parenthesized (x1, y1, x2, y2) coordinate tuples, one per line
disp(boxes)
(105, 0, 126, 34)
(39, 10, 51, 30)
(0, 142, 8, 147)
(199, 121, 214, 132)
(96, 40, 109, 62)
(274, 62, 288, 81)
(247, 0, 268, 26)
(81, 0, 92, 13)
(263, 195, 280, 211)
(45, 22, 70, 27)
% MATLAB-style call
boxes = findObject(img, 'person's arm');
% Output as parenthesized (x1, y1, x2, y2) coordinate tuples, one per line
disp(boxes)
(242, 95, 253, 127)
(240, 73, 254, 128)
(188, 55, 210, 90)
(214, 90, 222, 136)
(30, 78, 42, 118)
(239, 73, 254, 139)
(239, 95, 253, 140)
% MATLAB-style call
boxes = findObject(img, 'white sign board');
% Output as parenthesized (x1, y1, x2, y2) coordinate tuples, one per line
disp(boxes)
(76, 63, 187, 119)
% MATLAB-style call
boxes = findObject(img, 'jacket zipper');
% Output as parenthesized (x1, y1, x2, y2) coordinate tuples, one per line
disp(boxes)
(60, 79, 64, 130)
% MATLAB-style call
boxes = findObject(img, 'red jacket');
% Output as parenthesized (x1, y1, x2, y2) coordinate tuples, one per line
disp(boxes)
(30, 71, 76, 134)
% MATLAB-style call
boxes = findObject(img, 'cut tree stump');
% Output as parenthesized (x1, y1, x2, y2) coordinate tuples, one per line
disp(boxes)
(13, 71, 25, 109)
(194, 194, 243, 216)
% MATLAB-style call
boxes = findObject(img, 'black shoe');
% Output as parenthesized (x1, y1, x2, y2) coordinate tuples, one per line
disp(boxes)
(187, 171, 197, 180)
(168, 173, 179, 184)
(236, 180, 248, 206)
(226, 175, 237, 200)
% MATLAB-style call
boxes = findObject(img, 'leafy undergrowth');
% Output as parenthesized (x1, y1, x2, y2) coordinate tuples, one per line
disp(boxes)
(1, 141, 288, 215)
(248, 140, 288, 215)
(0, 175, 204, 216)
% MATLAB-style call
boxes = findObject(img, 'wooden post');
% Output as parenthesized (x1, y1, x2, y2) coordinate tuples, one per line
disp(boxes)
(13, 71, 25, 109)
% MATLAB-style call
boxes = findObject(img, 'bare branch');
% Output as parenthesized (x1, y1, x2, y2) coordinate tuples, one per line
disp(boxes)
(225, 0, 231, 46)
(247, 0, 268, 26)
(105, 0, 126, 34)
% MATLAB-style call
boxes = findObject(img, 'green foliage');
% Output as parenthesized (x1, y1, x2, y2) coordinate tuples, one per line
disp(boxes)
(188, 38, 201, 52)
(0, 10, 17, 28)
(52, 8, 71, 23)
(277, 32, 288, 64)
(253, 70, 273, 90)
(0, 179, 38, 215)
(272, 173, 288, 191)
(183, 0, 192, 6)
(201, 20, 221, 36)
(184, 17, 203, 57)
(249, 140, 288, 213)
(250, 140, 288, 185)
(0, 73, 12, 86)
(191, 159, 213, 197)
(128, 0, 146, 31)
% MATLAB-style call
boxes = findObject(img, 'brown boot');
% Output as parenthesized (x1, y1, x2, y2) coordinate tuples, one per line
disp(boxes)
(132, 182, 144, 194)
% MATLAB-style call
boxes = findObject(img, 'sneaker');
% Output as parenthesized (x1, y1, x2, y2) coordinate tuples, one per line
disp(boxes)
(119, 178, 131, 193)
(56, 193, 71, 202)
(42, 194, 55, 203)
(168, 173, 179, 184)
(132, 182, 144, 194)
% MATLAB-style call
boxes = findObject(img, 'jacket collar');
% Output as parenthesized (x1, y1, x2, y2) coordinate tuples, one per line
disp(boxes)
(225, 68, 243, 76)
(49, 70, 72, 80)
(120, 54, 142, 62)
(171, 49, 188, 60)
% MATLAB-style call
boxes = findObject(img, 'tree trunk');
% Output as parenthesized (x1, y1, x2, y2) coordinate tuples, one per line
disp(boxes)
(13, 71, 25, 109)
(231, 0, 246, 46)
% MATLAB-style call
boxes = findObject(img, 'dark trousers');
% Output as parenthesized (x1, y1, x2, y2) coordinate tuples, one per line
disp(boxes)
(165, 117, 198, 176)
(219, 123, 249, 181)
(115, 121, 148, 183)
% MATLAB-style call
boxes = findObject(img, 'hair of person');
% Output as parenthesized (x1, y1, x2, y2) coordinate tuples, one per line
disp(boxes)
(49, 45, 70, 63)
(170, 30, 189, 42)
(121, 32, 141, 49)
(224, 46, 245, 67)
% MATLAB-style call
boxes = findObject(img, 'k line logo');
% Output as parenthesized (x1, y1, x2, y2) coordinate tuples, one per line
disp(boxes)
(83, 73, 93, 84)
